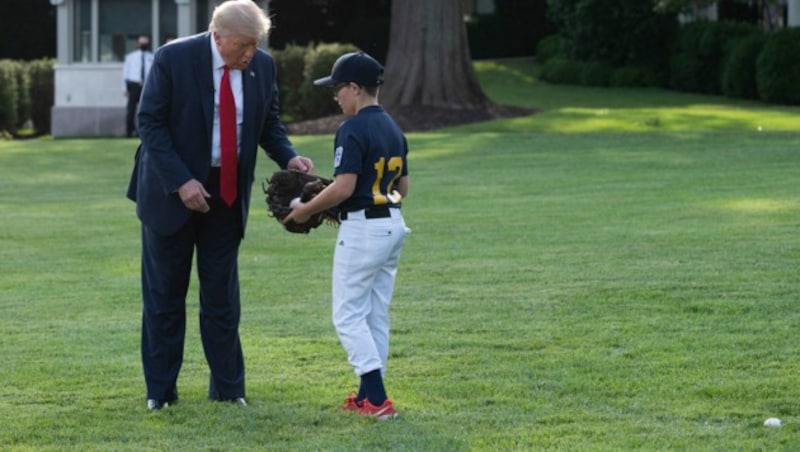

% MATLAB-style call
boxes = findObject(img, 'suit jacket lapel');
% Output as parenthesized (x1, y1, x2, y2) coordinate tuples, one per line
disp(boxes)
(241, 65, 258, 162)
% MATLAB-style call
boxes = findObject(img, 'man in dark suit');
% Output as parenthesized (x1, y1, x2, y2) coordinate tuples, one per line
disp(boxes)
(126, 0, 314, 410)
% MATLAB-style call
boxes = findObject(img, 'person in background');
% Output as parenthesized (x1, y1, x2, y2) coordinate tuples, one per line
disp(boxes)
(126, 0, 314, 410)
(122, 34, 153, 137)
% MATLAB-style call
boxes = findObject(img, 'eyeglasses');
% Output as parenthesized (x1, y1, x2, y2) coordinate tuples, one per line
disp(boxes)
(332, 82, 350, 94)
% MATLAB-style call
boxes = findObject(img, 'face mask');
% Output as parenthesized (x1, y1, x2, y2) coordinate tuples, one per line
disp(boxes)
(139, 44, 150, 51)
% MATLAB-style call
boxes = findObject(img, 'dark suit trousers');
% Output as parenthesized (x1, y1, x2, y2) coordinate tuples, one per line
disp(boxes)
(140, 173, 245, 401)
(126, 81, 143, 137)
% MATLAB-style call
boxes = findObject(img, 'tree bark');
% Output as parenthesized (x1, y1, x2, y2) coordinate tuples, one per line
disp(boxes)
(381, 0, 491, 110)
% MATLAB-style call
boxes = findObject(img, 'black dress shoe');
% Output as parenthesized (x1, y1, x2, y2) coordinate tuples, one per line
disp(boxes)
(146, 399, 173, 410)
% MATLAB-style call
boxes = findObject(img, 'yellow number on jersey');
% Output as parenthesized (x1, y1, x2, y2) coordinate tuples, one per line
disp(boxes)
(372, 156, 403, 205)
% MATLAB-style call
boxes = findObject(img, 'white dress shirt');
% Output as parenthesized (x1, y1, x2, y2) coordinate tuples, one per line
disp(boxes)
(122, 48, 154, 90)
(210, 36, 243, 166)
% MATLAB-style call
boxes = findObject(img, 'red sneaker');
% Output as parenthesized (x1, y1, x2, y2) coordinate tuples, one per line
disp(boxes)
(340, 391, 363, 411)
(357, 399, 396, 420)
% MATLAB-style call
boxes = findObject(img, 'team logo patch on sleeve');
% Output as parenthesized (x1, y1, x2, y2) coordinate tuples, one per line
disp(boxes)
(334, 146, 343, 168)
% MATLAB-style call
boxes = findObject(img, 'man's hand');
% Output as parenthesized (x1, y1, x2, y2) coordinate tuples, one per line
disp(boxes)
(288, 156, 314, 174)
(177, 179, 211, 212)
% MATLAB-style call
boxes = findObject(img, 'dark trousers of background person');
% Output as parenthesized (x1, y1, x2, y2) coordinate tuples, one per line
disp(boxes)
(126, 81, 143, 137)
(139, 168, 246, 402)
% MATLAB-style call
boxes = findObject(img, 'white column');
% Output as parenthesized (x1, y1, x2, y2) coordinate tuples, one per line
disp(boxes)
(702, 3, 719, 21)
(51, 0, 69, 64)
(679, 3, 718, 23)
(152, 0, 160, 45)
(175, 0, 193, 37)
(789, 0, 800, 27)
(91, 0, 99, 61)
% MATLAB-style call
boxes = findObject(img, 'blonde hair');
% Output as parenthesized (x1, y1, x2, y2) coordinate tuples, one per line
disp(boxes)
(209, 0, 271, 39)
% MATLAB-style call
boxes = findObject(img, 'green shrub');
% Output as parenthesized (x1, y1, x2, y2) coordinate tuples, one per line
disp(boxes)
(546, 0, 676, 77)
(274, 43, 311, 122)
(669, 21, 711, 92)
(536, 34, 564, 65)
(14, 62, 31, 131)
(698, 21, 759, 94)
(610, 67, 660, 87)
(670, 20, 759, 94)
(669, 52, 702, 92)
(27, 58, 54, 135)
(0, 59, 51, 137)
(539, 57, 584, 85)
(668, 21, 708, 92)
(722, 33, 766, 100)
(756, 27, 800, 105)
(298, 42, 360, 120)
(580, 62, 613, 87)
(0, 60, 20, 135)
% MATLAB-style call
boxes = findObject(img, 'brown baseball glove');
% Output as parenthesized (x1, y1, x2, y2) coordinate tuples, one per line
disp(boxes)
(263, 169, 339, 234)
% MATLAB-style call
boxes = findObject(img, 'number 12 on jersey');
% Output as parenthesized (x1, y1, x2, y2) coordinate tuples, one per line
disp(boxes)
(372, 156, 403, 205)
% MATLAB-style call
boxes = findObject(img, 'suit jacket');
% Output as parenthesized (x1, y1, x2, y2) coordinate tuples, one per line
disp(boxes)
(126, 32, 297, 237)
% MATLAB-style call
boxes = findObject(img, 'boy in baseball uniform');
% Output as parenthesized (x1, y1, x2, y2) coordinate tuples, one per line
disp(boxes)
(284, 52, 409, 419)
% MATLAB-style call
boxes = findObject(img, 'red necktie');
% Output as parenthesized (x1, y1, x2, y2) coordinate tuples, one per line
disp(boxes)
(219, 65, 238, 206)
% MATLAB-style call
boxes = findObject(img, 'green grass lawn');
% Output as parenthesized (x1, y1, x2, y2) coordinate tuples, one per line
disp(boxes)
(1, 61, 799, 450)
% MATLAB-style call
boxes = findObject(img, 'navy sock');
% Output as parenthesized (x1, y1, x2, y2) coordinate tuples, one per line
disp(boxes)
(356, 381, 366, 401)
(361, 369, 387, 406)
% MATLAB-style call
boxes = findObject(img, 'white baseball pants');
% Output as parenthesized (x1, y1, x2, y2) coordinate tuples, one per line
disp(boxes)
(332, 208, 408, 376)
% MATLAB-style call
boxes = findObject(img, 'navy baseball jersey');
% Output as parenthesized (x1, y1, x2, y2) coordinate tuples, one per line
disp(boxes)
(333, 105, 409, 212)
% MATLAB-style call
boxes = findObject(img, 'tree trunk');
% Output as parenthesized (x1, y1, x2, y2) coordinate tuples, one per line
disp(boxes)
(381, 0, 491, 110)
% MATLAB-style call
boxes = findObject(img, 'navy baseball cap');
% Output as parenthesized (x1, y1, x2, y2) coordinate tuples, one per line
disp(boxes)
(313, 52, 384, 87)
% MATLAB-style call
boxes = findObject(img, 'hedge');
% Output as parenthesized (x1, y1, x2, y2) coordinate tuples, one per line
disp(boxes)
(539, 57, 584, 85)
(27, 58, 54, 135)
(756, 27, 800, 105)
(0, 60, 20, 135)
(535, 34, 564, 65)
(274, 43, 312, 123)
(670, 20, 760, 94)
(547, 0, 676, 76)
(722, 33, 766, 100)
(297, 42, 359, 120)
(0, 58, 53, 137)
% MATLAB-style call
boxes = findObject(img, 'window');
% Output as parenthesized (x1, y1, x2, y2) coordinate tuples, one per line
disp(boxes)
(71, 0, 155, 63)
(99, 0, 152, 62)
(73, 0, 92, 62)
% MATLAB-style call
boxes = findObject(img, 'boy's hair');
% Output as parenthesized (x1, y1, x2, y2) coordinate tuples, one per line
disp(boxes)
(361, 85, 379, 97)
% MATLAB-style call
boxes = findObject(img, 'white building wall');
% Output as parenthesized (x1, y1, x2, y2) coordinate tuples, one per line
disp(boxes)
(679, 3, 718, 23)
(476, 0, 494, 15)
(789, 0, 800, 26)
(52, 64, 126, 137)
(55, 65, 124, 107)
